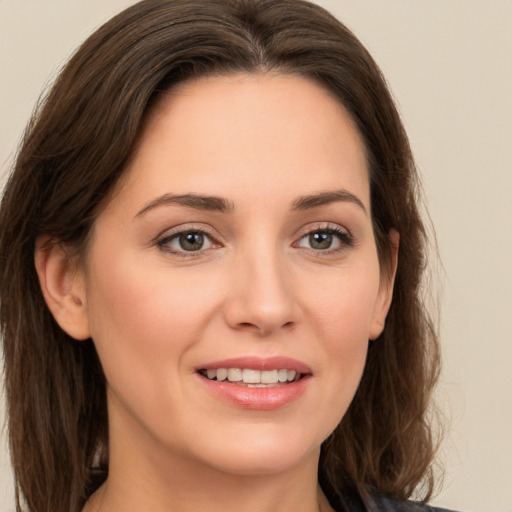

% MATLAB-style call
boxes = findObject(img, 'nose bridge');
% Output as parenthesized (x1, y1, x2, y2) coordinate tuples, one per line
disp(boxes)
(225, 233, 297, 335)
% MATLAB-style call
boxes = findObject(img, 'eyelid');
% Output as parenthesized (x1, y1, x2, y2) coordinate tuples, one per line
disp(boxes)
(154, 224, 222, 255)
(294, 222, 351, 239)
(292, 222, 355, 253)
(153, 221, 354, 257)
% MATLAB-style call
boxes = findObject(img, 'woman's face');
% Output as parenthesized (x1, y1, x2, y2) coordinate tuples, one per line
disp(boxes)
(76, 74, 395, 477)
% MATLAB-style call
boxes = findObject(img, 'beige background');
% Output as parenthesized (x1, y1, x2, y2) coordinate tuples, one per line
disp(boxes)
(0, 1, 511, 511)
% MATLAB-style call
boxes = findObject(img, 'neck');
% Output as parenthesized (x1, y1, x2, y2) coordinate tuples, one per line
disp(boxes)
(83, 395, 335, 512)
(84, 440, 333, 512)
(88, 474, 333, 512)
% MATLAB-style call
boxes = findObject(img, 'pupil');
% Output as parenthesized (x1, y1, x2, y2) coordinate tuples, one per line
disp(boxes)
(180, 232, 204, 251)
(310, 232, 332, 250)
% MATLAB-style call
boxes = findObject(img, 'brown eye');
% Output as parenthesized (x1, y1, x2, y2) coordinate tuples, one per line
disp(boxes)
(308, 232, 333, 250)
(296, 226, 353, 252)
(159, 230, 215, 254)
(179, 232, 205, 251)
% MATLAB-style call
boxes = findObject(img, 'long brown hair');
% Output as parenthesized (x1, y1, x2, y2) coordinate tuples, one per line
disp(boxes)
(0, 1, 441, 511)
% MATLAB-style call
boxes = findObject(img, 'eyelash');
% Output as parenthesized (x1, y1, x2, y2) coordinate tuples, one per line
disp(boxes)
(294, 224, 354, 254)
(155, 223, 354, 257)
(156, 226, 219, 258)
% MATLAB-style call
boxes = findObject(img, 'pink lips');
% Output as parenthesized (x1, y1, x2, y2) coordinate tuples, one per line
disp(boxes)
(196, 356, 312, 410)
(199, 356, 312, 374)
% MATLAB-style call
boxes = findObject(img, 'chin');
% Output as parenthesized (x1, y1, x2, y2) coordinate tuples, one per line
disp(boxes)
(185, 425, 324, 477)
(207, 449, 317, 477)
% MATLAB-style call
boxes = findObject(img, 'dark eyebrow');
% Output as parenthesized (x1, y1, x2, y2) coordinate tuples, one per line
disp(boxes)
(291, 189, 367, 215)
(136, 193, 234, 217)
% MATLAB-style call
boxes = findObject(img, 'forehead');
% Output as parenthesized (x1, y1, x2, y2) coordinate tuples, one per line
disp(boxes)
(114, 73, 370, 212)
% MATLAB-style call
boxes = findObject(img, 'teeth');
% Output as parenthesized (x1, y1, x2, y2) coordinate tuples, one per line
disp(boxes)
(202, 368, 301, 384)
(242, 369, 261, 383)
(227, 368, 242, 382)
(216, 368, 227, 381)
(278, 369, 288, 382)
(261, 370, 278, 384)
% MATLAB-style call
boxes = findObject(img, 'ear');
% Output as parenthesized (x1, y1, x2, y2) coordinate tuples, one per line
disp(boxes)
(369, 229, 399, 341)
(34, 236, 91, 340)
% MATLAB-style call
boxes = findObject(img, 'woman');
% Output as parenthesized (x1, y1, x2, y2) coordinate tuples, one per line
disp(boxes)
(0, 0, 452, 511)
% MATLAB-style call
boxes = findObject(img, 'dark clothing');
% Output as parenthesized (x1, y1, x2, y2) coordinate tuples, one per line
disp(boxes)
(329, 491, 457, 512)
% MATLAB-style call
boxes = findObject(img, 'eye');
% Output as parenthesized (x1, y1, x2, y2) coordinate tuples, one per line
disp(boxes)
(158, 229, 215, 254)
(296, 226, 353, 252)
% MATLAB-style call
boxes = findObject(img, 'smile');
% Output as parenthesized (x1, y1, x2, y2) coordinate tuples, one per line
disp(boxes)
(199, 368, 301, 386)
(196, 357, 311, 409)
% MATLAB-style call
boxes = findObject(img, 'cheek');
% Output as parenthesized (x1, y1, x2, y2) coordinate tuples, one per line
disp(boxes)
(306, 261, 381, 347)
(301, 262, 380, 410)
(83, 251, 223, 390)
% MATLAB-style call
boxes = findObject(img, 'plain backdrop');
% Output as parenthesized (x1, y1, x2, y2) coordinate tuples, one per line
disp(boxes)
(0, 1, 511, 511)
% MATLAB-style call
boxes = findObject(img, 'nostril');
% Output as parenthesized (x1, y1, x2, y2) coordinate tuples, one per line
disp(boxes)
(235, 320, 296, 336)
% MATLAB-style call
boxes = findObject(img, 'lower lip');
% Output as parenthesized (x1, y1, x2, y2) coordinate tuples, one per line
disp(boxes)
(198, 374, 311, 410)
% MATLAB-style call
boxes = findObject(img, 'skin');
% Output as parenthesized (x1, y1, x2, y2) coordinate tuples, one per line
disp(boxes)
(36, 73, 397, 512)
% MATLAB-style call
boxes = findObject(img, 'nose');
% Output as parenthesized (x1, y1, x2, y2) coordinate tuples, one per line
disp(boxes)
(223, 248, 299, 336)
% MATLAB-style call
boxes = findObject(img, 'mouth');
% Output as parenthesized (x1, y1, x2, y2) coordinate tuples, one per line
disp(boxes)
(196, 357, 311, 409)
(198, 368, 302, 387)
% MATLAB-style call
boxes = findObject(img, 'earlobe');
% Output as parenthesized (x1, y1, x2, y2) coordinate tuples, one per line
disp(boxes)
(369, 229, 399, 340)
(34, 236, 91, 340)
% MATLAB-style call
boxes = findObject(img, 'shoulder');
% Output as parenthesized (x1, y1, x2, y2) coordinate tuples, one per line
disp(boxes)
(331, 492, 460, 512)
(364, 494, 460, 512)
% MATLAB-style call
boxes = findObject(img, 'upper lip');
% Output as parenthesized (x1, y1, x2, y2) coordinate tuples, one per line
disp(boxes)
(197, 356, 312, 374)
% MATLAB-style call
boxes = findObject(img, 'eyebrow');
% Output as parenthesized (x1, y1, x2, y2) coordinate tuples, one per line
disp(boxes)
(291, 189, 367, 214)
(136, 193, 235, 217)
(136, 188, 366, 217)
